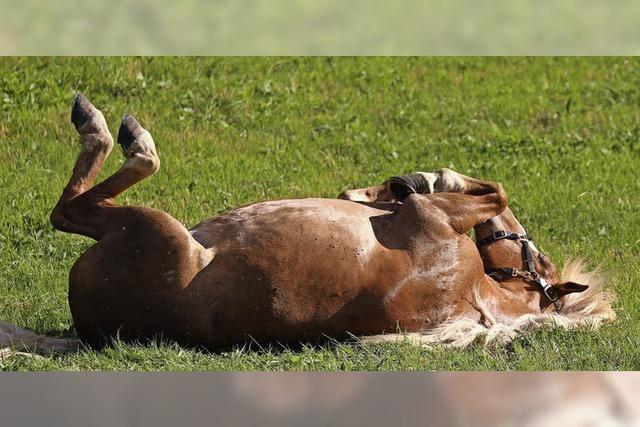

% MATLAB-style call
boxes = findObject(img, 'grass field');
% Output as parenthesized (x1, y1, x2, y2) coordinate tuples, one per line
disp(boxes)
(0, 57, 638, 370)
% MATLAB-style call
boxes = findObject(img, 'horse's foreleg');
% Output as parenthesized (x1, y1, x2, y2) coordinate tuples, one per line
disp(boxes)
(404, 168, 500, 196)
(339, 168, 504, 203)
(413, 170, 511, 233)
(338, 183, 394, 203)
(425, 182, 508, 234)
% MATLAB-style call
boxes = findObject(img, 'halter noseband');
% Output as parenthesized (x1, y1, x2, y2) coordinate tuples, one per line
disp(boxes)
(476, 230, 559, 303)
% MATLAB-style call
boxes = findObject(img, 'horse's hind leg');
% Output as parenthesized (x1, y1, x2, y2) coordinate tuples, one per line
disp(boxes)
(50, 94, 114, 237)
(51, 96, 160, 241)
(51, 96, 212, 346)
(87, 113, 160, 201)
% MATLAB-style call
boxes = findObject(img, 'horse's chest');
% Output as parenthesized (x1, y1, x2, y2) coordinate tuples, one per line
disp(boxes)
(380, 237, 473, 326)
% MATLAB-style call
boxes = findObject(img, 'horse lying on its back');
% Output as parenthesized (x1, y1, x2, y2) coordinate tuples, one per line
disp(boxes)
(13, 94, 614, 353)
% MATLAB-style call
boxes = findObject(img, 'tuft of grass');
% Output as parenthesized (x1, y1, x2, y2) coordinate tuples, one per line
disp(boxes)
(1, 57, 639, 371)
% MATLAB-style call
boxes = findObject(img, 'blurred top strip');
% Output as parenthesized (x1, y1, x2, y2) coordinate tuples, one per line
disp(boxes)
(1, 0, 639, 56)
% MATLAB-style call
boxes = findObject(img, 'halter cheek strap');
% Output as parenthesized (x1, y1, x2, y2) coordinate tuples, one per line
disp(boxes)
(476, 230, 559, 303)
(475, 230, 532, 247)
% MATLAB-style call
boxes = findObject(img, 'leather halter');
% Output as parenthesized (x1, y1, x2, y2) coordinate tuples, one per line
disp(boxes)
(476, 230, 559, 303)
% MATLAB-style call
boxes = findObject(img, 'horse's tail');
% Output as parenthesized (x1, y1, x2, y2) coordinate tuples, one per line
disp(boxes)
(0, 322, 79, 359)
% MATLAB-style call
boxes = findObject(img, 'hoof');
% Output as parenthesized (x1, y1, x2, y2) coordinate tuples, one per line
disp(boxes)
(118, 114, 144, 151)
(387, 173, 431, 201)
(117, 114, 159, 174)
(71, 93, 96, 131)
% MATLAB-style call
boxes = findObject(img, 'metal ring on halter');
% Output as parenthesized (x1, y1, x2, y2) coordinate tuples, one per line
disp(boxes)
(478, 229, 558, 303)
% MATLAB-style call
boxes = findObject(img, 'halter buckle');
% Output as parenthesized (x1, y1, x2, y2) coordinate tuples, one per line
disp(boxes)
(536, 278, 558, 302)
(492, 230, 507, 240)
(543, 287, 558, 302)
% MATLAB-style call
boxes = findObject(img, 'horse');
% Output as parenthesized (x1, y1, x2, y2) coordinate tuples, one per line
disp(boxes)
(43, 94, 613, 350)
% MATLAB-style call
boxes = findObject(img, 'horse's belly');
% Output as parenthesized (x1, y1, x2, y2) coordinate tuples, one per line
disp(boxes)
(182, 199, 409, 344)
(183, 251, 403, 345)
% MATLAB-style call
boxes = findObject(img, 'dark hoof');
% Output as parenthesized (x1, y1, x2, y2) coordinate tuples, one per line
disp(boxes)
(118, 114, 143, 150)
(71, 93, 95, 130)
(387, 173, 430, 201)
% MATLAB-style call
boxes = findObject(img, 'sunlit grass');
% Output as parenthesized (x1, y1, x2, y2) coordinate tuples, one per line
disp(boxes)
(1, 57, 638, 370)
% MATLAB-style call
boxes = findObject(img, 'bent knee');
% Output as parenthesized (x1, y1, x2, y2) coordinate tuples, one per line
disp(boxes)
(492, 183, 508, 213)
(432, 168, 466, 193)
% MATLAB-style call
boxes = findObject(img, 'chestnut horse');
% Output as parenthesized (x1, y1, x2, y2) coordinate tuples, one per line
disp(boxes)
(43, 94, 613, 350)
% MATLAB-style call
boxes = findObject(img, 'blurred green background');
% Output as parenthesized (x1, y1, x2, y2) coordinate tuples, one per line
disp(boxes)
(1, 0, 640, 54)
(0, 57, 638, 370)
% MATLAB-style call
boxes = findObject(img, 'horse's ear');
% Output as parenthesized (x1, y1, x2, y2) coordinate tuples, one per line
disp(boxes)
(552, 281, 589, 297)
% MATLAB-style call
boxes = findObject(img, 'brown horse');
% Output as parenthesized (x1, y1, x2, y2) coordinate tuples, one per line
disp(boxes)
(45, 94, 613, 350)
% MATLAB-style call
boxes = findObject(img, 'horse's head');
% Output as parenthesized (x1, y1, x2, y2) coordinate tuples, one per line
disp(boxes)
(474, 207, 589, 312)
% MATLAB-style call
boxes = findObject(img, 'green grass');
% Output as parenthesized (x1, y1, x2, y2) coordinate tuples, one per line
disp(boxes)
(1, 57, 638, 371)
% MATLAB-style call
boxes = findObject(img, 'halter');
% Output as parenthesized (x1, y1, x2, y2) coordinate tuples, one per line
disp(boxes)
(476, 230, 559, 303)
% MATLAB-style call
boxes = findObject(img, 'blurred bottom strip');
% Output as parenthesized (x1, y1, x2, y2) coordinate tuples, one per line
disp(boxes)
(0, 372, 637, 427)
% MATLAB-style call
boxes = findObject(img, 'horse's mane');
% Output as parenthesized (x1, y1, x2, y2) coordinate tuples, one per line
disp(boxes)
(362, 258, 616, 349)
(558, 258, 616, 320)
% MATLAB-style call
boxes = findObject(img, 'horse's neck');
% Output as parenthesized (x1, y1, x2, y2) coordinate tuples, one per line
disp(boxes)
(474, 277, 541, 324)
(475, 207, 540, 251)
(475, 207, 525, 236)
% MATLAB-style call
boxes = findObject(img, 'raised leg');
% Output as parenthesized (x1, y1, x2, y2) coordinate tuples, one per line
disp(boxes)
(338, 168, 501, 203)
(50, 96, 160, 241)
(340, 169, 508, 234)
(87, 114, 160, 201)
(379, 170, 559, 286)
(50, 94, 114, 237)
(420, 183, 508, 234)
(408, 169, 509, 233)
(426, 168, 502, 195)
(49, 96, 213, 346)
